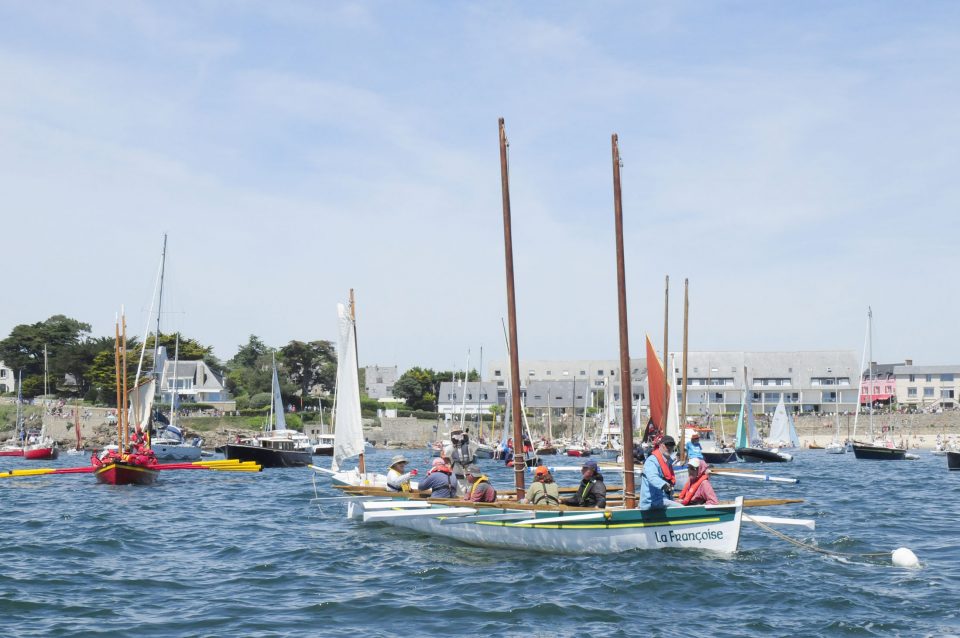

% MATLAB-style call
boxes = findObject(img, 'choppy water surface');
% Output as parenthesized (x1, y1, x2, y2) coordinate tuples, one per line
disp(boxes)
(1, 448, 958, 637)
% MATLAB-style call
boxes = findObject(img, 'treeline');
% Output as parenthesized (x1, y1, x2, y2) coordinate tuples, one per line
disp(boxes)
(391, 366, 480, 411)
(0, 315, 337, 410)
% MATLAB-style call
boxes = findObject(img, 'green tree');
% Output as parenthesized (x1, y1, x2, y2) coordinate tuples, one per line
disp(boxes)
(0, 315, 93, 396)
(279, 340, 336, 400)
(392, 367, 438, 411)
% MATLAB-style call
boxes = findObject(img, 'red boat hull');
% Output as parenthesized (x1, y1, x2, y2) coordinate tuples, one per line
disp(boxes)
(94, 461, 160, 486)
(566, 449, 588, 457)
(0, 449, 24, 457)
(24, 446, 59, 460)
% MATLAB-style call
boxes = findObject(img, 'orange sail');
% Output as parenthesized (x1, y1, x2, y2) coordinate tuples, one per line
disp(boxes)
(645, 334, 670, 430)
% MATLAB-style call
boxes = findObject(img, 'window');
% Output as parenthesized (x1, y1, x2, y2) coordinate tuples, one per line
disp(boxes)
(466, 394, 472, 400)
(546, 370, 552, 376)
(494, 370, 501, 377)
(562, 370, 569, 376)
(579, 370, 586, 376)
(597, 370, 604, 376)
(555, 395, 563, 401)
(481, 393, 488, 400)
(909, 374, 915, 382)
(576, 394, 584, 400)
(942, 389, 955, 399)
(0, 384, 6, 393)
(926, 374, 933, 382)
(714, 393, 723, 402)
(924, 387, 935, 397)
(942, 374, 955, 382)
(0, 369, 6, 378)
(533, 394, 542, 400)
(528, 370, 535, 376)
(907, 387, 917, 397)
(497, 381, 504, 387)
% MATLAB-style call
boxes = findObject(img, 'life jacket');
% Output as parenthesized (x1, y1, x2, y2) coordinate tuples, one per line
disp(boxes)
(577, 477, 597, 505)
(531, 481, 560, 505)
(652, 448, 676, 486)
(469, 475, 496, 502)
(679, 471, 710, 505)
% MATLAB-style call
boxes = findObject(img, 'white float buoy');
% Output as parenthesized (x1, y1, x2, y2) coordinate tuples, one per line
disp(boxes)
(892, 547, 920, 568)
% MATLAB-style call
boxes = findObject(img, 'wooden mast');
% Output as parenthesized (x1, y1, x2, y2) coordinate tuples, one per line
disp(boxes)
(611, 133, 636, 508)
(499, 117, 525, 499)
(122, 313, 129, 449)
(662, 275, 670, 433)
(350, 288, 365, 475)
(114, 318, 122, 448)
(679, 278, 690, 461)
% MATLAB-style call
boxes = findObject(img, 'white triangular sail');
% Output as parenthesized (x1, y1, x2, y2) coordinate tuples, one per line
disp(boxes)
(128, 379, 156, 432)
(271, 363, 287, 431)
(786, 405, 800, 448)
(332, 302, 364, 471)
(768, 397, 790, 445)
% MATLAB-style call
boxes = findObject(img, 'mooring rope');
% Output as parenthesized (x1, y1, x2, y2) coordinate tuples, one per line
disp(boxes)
(743, 513, 890, 560)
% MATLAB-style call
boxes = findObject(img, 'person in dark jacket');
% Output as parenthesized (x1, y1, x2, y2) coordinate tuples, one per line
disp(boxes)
(562, 459, 606, 508)
(416, 462, 459, 499)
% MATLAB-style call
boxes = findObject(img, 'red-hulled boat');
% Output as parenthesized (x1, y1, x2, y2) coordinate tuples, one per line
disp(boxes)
(0, 447, 24, 457)
(93, 458, 159, 485)
(23, 445, 59, 460)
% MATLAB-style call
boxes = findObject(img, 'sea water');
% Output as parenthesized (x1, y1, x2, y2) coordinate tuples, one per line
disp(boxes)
(1, 448, 958, 637)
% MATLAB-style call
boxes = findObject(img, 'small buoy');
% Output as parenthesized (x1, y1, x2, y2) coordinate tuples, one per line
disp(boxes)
(892, 547, 920, 568)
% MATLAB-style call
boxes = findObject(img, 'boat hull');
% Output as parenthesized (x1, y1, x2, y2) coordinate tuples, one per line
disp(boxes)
(151, 443, 202, 461)
(360, 499, 743, 555)
(313, 445, 334, 456)
(851, 443, 906, 461)
(94, 462, 160, 486)
(947, 451, 960, 471)
(702, 450, 739, 464)
(23, 446, 59, 460)
(0, 448, 24, 457)
(736, 447, 791, 463)
(224, 444, 312, 468)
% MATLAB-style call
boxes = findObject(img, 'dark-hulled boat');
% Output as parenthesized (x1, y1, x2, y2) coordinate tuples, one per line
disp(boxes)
(703, 449, 739, 464)
(851, 442, 906, 461)
(224, 437, 312, 468)
(736, 447, 791, 463)
(945, 451, 959, 470)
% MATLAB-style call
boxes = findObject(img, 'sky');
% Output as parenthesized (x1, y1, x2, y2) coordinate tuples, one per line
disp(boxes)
(2, 1, 960, 372)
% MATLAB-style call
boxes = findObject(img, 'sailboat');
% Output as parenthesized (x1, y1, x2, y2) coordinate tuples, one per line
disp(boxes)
(331, 124, 749, 554)
(23, 346, 60, 460)
(766, 397, 800, 450)
(825, 407, 846, 454)
(0, 371, 27, 457)
(310, 292, 386, 486)
(851, 308, 906, 461)
(224, 355, 312, 467)
(152, 335, 202, 461)
(734, 369, 792, 463)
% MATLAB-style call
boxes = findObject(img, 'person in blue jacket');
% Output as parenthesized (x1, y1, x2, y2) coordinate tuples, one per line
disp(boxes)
(685, 431, 704, 461)
(639, 435, 679, 510)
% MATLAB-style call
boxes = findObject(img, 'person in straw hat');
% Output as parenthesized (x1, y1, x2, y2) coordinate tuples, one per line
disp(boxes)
(386, 454, 417, 492)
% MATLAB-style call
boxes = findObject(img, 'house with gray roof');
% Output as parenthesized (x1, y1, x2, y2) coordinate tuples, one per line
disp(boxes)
(0, 360, 14, 394)
(157, 347, 234, 410)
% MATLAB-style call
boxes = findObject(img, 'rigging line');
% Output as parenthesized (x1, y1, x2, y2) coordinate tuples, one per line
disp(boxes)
(743, 513, 890, 560)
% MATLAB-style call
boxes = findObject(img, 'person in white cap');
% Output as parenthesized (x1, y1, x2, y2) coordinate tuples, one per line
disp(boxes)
(677, 457, 718, 505)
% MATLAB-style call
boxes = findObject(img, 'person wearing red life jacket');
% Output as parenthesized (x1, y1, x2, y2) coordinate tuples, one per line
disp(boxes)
(678, 457, 718, 506)
(639, 435, 679, 510)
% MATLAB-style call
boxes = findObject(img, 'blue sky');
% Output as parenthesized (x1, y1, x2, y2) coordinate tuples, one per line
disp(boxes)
(2, 1, 959, 370)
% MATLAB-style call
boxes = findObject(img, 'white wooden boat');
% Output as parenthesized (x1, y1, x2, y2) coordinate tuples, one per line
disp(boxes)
(347, 497, 744, 554)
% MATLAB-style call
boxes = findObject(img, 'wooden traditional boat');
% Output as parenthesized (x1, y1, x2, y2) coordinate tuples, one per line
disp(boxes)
(851, 442, 906, 461)
(808, 443, 824, 450)
(94, 458, 159, 485)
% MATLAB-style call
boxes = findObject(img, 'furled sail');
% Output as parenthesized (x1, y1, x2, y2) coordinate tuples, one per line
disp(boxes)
(666, 354, 680, 440)
(271, 363, 287, 431)
(332, 302, 364, 471)
(128, 379, 156, 432)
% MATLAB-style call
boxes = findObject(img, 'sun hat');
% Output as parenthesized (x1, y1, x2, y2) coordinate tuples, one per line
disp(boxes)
(464, 464, 482, 476)
(691, 432, 700, 439)
(390, 454, 409, 467)
(688, 457, 702, 469)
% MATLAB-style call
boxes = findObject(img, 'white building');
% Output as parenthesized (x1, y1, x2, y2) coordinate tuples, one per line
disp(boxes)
(893, 364, 959, 409)
(0, 360, 14, 394)
(157, 347, 234, 410)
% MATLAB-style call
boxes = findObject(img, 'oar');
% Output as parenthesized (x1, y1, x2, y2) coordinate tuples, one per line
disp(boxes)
(0, 466, 95, 479)
(154, 461, 262, 472)
(744, 514, 815, 530)
(711, 470, 797, 484)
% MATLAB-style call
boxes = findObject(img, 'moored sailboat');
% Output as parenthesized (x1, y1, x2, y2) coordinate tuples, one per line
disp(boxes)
(851, 308, 905, 461)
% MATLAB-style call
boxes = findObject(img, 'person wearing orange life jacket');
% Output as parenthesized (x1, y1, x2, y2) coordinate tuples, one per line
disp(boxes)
(639, 435, 679, 510)
(678, 457, 718, 505)
(417, 460, 458, 499)
(464, 465, 497, 502)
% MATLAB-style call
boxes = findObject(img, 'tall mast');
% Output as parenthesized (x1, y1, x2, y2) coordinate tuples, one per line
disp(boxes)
(476, 346, 483, 440)
(679, 278, 690, 460)
(611, 133, 636, 508)
(868, 306, 874, 439)
(662, 276, 670, 431)
(459, 349, 471, 431)
(114, 317, 122, 447)
(43, 344, 48, 398)
(499, 117, 525, 498)
(170, 333, 180, 429)
(153, 233, 168, 390)
(350, 288, 365, 474)
(121, 312, 129, 449)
